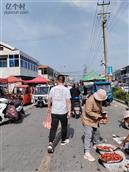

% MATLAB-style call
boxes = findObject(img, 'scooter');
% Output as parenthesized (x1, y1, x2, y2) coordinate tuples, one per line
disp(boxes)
(13, 96, 25, 117)
(0, 98, 9, 123)
(37, 97, 44, 107)
(71, 97, 82, 119)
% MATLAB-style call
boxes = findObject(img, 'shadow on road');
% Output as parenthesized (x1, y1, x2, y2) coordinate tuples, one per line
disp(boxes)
(15, 112, 31, 124)
(53, 124, 74, 150)
(67, 124, 74, 138)
(118, 119, 129, 130)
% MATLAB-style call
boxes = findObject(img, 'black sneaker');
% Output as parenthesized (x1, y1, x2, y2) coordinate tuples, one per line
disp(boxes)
(48, 143, 54, 153)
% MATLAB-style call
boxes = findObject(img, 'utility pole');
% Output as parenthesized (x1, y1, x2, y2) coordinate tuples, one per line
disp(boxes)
(97, 0, 110, 78)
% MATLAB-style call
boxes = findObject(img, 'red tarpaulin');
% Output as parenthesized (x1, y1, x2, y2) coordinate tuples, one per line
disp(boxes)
(7, 76, 23, 83)
(24, 75, 48, 84)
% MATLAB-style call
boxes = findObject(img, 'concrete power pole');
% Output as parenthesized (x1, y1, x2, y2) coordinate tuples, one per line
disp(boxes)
(97, 0, 110, 78)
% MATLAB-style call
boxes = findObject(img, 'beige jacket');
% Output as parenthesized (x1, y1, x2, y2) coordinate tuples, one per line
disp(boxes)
(81, 95, 103, 128)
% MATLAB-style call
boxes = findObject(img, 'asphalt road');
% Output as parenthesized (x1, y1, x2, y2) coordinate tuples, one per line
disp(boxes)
(0, 101, 128, 172)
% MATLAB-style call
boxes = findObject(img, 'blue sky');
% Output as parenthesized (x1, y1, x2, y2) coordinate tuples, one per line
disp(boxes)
(0, 0, 129, 80)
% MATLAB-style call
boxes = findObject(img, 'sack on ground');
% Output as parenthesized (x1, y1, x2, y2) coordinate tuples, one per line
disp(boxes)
(6, 104, 18, 120)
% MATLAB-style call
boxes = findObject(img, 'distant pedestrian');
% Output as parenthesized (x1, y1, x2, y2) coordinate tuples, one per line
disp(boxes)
(70, 83, 80, 98)
(47, 75, 71, 153)
(70, 83, 80, 107)
(81, 89, 108, 161)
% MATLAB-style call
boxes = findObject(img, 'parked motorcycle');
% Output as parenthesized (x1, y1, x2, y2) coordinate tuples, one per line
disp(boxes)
(37, 96, 46, 107)
(0, 96, 24, 124)
(71, 96, 82, 119)
(13, 95, 25, 116)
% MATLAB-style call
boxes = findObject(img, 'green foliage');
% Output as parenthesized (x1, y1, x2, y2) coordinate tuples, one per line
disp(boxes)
(113, 87, 129, 103)
(125, 93, 129, 102)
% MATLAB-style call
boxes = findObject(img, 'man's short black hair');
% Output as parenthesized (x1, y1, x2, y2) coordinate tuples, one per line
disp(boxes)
(57, 74, 65, 83)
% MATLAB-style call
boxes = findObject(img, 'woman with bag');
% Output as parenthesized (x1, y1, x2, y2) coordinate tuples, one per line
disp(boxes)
(81, 89, 108, 162)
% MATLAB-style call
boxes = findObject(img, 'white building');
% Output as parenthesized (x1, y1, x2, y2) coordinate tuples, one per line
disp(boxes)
(0, 42, 39, 79)
(38, 65, 60, 81)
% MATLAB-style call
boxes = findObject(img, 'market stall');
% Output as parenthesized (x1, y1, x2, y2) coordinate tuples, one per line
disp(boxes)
(95, 136, 129, 171)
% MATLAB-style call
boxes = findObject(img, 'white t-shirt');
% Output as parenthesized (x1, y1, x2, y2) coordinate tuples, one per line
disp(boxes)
(49, 85, 71, 114)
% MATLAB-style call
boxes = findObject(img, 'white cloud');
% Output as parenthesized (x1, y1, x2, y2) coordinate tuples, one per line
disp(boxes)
(2, 16, 65, 42)
(62, 0, 96, 9)
(110, 0, 128, 25)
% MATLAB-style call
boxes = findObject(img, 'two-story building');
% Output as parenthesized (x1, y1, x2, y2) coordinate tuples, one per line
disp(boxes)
(113, 65, 129, 84)
(38, 65, 60, 82)
(0, 42, 39, 79)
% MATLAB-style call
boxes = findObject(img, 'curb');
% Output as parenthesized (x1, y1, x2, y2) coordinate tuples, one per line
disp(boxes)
(113, 98, 127, 108)
(113, 98, 125, 105)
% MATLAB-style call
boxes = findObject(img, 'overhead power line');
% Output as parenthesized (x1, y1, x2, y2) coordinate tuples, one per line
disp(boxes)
(107, 0, 128, 32)
(88, 1, 99, 64)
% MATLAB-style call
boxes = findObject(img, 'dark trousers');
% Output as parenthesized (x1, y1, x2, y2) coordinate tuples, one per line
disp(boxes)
(49, 113, 68, 142)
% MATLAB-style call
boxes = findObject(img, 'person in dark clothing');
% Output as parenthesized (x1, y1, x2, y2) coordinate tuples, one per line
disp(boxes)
(70, 83, 81, 111)
(83, 86, 87, 96)
(70, 83, 80, 98)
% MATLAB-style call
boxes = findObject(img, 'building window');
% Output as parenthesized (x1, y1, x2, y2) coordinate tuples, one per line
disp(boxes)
(9, 55, 19, 67)
(21, 59, 24, 67)
(14, 55, 19, 67)
(44, 68, 48, 74)
(9, 55, 14, 67)
(31, 64, 33, 70)
(25, 61, 27, 69)
(28, 63, 30, 70)
(0, 46, 3, 51)
(32, 64, 34, 71)
(0, 57, 7, 67)
(20, 55, 38, 71)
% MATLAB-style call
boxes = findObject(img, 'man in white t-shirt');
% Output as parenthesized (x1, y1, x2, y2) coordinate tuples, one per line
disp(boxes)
(47, 75, 71, 153)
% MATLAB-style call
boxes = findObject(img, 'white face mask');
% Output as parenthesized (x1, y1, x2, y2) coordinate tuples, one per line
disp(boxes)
(125, 122, 129, 129)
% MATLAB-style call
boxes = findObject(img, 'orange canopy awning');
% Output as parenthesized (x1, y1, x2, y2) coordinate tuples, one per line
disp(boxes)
(7, 76, 23, 83)
(0, 78, 8, 83)
(24, 75, 48, 84)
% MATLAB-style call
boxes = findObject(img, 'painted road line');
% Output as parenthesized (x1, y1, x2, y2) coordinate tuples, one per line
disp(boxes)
(38, 153, 53, 172)
(38, 127, 61, 172)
